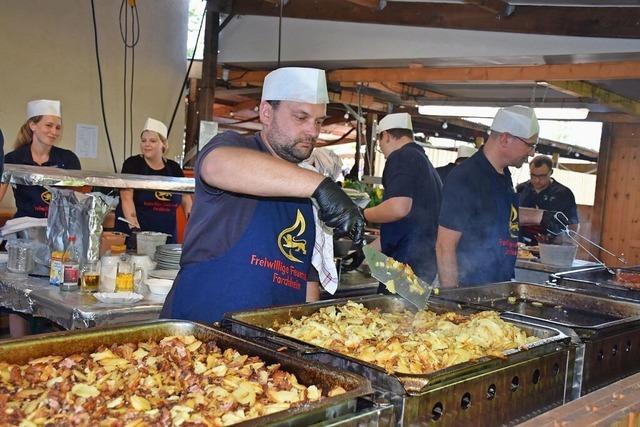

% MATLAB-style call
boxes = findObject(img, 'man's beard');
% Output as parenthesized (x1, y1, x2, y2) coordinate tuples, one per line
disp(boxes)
(265, 122, 314, 163)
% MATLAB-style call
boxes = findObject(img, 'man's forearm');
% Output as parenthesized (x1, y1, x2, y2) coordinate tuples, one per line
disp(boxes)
(201, 147, 324, 197)
(436, 246, 459, 288)
(364, 197, 412, 224)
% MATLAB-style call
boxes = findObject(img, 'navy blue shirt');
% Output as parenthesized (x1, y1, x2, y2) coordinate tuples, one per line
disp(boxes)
(438, 151, 520, 286)
(380, 142, 442, 282)
(517, 179, 578, 244)
(115, 155, 184, 242)
(180, 131, 265, 266)
(436, 162, 456, 184)
(4, 144, 81, 218)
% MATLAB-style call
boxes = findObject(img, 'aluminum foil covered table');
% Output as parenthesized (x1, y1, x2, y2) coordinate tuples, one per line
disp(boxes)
(0, 269, 50, 314)
(1, 164, 195, 193)
(0, 268, 163, 329)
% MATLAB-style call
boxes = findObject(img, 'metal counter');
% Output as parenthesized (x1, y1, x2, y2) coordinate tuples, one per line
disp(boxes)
(0, 268, 162, 329)
(1, 164, 195, 193)
(515, 258, 599, 284)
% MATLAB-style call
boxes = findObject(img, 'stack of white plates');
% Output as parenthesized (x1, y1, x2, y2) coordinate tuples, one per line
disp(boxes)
(155, 244, 182, 270)
(148, 269, 179, 280)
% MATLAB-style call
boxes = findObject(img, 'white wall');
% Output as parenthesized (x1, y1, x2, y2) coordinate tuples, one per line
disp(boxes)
(0, 0, 188, 210)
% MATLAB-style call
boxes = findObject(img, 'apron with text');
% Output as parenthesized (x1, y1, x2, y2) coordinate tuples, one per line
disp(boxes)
(133, 188, 181, 243)
(161, 197, 315, 324)
(13, 184, 52, 218)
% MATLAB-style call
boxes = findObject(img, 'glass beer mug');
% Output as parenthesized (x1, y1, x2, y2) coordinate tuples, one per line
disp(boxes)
(115, 255, 143, 293)
(80, 261, 100, 293)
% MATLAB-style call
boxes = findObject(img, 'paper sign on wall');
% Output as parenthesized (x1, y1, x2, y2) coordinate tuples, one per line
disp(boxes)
(198, 121, 218, 151)
(75, 124, 98, 158)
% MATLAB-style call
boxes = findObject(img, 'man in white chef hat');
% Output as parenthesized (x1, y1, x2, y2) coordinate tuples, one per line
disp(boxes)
(362, 112, 443, 290)
(437, 105, 551, 289)
(161, 67, 364, 324)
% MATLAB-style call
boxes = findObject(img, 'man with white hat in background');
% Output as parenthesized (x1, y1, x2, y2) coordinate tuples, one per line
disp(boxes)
(363, 112, 442, 289)
(436, 144, 478, 184)
(161, 67, 364, 323)
(436, 105, 553, 288)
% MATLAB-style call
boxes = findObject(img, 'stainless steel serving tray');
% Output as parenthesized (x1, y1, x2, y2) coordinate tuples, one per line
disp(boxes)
(550, 266, 640, 302)
(223, 295, 570, 395)
(438, 282, 640, 396)
(0, 320, 374, 427)
(437, 281, 640, 339)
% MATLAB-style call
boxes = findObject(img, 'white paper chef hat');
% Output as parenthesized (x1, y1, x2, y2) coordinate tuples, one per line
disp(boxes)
(377, 113, 413, 134)
(456, 145, 478, 159)
(261, 67, 329, 104)
(26, 99, 61, 119)
(143, 118, 168, 139)
(491, 105, 539, 139)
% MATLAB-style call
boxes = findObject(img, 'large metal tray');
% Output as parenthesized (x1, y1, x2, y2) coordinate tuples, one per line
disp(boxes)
(437, 282, 640, 338)
(0, 320, 374, 427)
(438, 282, 640, 396)
(550, 266, 640, 302)
(223, 295, 574, 426)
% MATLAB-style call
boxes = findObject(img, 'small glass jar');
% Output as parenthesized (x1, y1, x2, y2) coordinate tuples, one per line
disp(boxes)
(81, 261, 100, 293)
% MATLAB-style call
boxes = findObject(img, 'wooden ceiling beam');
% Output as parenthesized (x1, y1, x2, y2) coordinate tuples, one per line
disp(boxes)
(224, 61, 640, 85)
(231, 0, 640, 38)
(587, 112, 640, 123)
(344, 0, 386, 10)
(343, 82, 449, 101)
(328, 90, 390, 112)
(464, 0, 512, 16)
(541, 81, 640, 116)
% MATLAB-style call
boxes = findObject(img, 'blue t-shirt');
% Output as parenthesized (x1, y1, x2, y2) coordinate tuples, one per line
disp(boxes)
(180, 131, 265, 266)
(438, 150, 519, 286)
(4, 144, 81, 218)
(380, 142, 442, 282)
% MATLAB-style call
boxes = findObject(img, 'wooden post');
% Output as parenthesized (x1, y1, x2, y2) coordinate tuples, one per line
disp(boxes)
(192, 1, 219, 160)
(184, 78, 200, 167)
(590, 123, 612, 260)
(363, 112, 377, 176)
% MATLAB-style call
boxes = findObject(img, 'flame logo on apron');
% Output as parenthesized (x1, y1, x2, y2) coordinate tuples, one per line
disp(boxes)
(41, 191, 52, 205)
(155, 191, 172, 202)
(509, 204, 520, 239)
(277, 209, 307, 263)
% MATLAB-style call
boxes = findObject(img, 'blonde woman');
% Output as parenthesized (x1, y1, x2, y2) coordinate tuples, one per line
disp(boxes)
(115, 118, 192, 242)
(0, 100, 81, 218)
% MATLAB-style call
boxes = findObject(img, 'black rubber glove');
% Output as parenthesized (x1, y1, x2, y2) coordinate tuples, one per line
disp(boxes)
(313, 177, 365, 244)
(541, 210, 565, 235)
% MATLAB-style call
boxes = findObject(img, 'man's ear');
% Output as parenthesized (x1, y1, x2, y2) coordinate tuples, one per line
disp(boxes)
(259, 101, 273, 124)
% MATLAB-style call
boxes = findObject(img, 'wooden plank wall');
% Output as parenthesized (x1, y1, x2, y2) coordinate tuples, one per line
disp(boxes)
(596, 123, 640, 267)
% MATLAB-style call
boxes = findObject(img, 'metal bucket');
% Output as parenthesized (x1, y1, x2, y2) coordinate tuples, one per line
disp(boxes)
(136, 231, 170, 259)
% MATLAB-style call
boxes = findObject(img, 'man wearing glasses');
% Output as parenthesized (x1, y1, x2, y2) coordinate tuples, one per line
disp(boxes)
(436, 105, 550, 288)
(517, 155, 579, 244)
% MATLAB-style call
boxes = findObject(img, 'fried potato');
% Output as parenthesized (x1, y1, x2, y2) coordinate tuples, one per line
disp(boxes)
(276, 301, 539, 374)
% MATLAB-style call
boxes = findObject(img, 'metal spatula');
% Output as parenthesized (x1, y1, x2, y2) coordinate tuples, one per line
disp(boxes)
(362, 245, 432, 310)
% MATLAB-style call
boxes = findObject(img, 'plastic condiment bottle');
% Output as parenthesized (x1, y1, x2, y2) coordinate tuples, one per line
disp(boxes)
(49, 250, 64, 286)
(61, 236, 81, 291)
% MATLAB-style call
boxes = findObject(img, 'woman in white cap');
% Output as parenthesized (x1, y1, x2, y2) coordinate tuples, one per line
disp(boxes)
(0, 99, 81, 218)
(114, 118, 192, 243)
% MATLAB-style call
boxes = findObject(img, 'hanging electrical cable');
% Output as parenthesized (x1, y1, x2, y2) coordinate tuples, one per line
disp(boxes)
(119, 0, 140, 159)
(90, 0, 118, 172)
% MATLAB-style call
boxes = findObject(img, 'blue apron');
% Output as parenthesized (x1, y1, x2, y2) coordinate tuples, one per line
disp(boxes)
(14, 184, 51, 218)
(133, 189, 181, 243)
(115, 160, 182, 243)
(161, 197, 315, 324)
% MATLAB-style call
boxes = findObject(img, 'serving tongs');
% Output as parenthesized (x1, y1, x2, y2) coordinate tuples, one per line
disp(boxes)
(548, 211, 627, 274)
